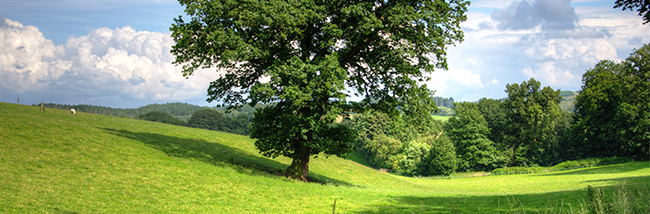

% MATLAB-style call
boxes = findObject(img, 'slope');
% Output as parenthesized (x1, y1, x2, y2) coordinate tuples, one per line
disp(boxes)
(0, 102, 648, 213)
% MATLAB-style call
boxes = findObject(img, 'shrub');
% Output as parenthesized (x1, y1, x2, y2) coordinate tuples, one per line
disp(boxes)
(491, 166, 551, 175)
(365, 134, 403, 170)
(491, 157, 632, 176)
(397, 140, 431, 176)
(138, 111, 185, 126)
(397, 136, 458, 177)
(553, 157, 632, 171)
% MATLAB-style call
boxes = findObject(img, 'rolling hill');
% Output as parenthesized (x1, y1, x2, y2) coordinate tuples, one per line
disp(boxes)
(1, 102, 647, 213)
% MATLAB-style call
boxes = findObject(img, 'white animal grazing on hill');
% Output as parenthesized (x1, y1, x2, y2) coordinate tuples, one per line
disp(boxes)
(70, 109, 76, 115)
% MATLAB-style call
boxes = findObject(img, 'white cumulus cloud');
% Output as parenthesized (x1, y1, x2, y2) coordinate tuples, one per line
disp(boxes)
(521, 39, 618, 86)
(0, 16, 220, 106)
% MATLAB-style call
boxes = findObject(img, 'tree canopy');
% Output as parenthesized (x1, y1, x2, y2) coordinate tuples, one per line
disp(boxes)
(446, 102, 502, 172)
(572, 43, 650, 160)
(171, 0, 469, 181)
(615, 0, 650, 24)
(138, 111, 186, 126)
(503, 78, 563, 166)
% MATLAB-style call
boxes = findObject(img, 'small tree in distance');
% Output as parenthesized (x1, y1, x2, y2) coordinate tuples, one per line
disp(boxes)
(170, 0, 469, 181)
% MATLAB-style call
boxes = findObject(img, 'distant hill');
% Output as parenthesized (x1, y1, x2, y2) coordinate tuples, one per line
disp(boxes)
(4, 102, 648, 213)
(559, 90, 578, 112)
(37, 102, 267, 122)
(38, 102, 207, 121)
(432, 97, 454, 116)
(136, 102, 207, 121)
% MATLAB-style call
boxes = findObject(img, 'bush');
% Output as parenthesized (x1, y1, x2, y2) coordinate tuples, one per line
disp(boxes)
(187, 108, 250, 135)
(365, 134, 402, 170)
(397, 140, 430, 176)
(397, 136, 457, 177)
(553, 157, 632, 170)
(490, 157, 633, 175)
(138, 111, 185, 126)
(491, 166, 551, 175)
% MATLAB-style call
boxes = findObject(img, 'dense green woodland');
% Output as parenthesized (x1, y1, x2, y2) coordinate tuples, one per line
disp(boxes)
(348, 44, 649, 176)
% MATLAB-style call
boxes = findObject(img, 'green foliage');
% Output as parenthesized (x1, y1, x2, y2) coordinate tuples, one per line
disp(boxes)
(553, 157, 632, 171)
(434, 105, 454, 116)
(3, 102, 650, 213)
(558, 91, 577, 112)
(559, 90, 576, 97)
(614, 0, 650, 24)
(138, 111, 186, 126)
(432, 96, 455, 109)
(585, 184, 650, 214)
(214, 103, 267, 119)
(365, 134, 403, 169)
(503, 78, 565, 166)
(447, 102, 504, 172)
(349, 111, 447, 173)
(187, 108, 251, 135)
(559, 100, 575, 112)
(41, 102, 206, 121)
(476, 98, 508, 150)
(171, 0, 468, 180)
(424, 135, 458, 176)
(397, 139, 431, 176)
(572, 43, 650, 161)
(187, 108, 228, 130)
(135, 102, 206, 121)
(350, 111, 418, 169)
(491, 157, 632, 175)
(397, 136, 457, 176)
(491, 166, 552, 175)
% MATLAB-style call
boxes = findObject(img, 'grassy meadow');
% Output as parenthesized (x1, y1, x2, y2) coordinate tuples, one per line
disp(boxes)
(431, 115, 451, 122)
(1, 102, 648, 213)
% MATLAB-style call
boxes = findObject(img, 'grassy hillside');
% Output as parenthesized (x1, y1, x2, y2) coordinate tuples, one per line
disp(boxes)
(1, 102, 648, 213)
(431, 115, 451, 122)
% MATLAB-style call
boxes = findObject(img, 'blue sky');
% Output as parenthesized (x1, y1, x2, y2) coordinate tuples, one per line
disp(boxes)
(0, 0, 648, 108)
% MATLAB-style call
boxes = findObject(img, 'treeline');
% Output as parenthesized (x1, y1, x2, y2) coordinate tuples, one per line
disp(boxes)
(38, 102, 205, 120)
(39, 103, 143, 118)
(135, 102, 206, 121)
(136, 104, 268, 135)
(39, 102, 257, 136)
(347, 44, 649, 176)
(432, 97, 455, 116)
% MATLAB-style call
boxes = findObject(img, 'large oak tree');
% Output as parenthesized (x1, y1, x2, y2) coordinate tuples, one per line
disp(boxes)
(170, 0, 468, 181)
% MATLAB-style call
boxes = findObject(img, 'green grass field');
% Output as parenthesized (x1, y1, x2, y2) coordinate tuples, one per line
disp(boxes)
(431, 115, 451, 122)
(1, 102, 648, 213)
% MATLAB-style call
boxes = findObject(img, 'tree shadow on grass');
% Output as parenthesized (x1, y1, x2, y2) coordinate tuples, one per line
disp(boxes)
(352, 176, 648, 213)
(100, 128, 356, 186)
(354, 190, 587, 214)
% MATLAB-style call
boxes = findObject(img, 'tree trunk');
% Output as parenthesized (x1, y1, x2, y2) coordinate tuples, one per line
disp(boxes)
(284, 146, 311, 181)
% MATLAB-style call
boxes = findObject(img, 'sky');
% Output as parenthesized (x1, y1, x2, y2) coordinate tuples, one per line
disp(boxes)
(0, 0, 648, 108)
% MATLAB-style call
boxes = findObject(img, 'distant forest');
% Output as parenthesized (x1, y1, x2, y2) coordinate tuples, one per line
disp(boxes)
(39, 102, 206, 121)
(37, 102, 258, 135)
(36, 93, 576, 136)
